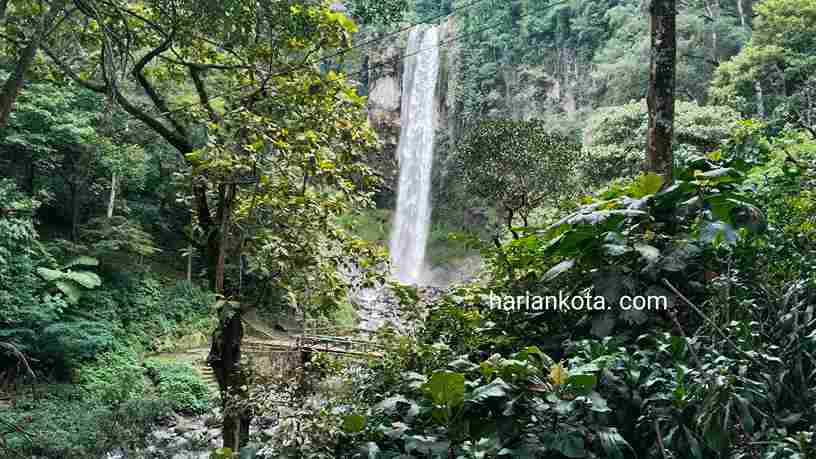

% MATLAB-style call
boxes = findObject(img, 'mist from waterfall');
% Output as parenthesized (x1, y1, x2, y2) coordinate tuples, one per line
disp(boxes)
(389, 25, 440, 285)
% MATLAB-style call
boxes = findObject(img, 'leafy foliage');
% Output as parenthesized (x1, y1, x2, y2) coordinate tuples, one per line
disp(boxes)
(445, 120, 581, 231)
(582, 100, 742, 184)
(711, 0, 816, 130)
(144, 358, 216, 414)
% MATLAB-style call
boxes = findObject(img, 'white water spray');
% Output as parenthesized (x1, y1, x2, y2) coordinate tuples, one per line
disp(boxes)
(389, 25, 440, 285)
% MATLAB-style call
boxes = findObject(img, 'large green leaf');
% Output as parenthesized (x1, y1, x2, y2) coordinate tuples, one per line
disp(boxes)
(62, 255, 99, 269)
(55, 280, 82, 305)
(550, 432, 586, 458)
(64, 270, 102, 289)
(565, 374, 597, 394)
(597, 427, 634, 459)
(36, 267, 63, 282)
(341, 414, 366, 433)
(630, 172, 664, 197)
(468, 378, 511, 405)
(422, 371, 465, 409)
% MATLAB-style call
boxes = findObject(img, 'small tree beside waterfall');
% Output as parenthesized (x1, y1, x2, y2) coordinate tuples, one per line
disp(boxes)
(448, 120, 581, 237)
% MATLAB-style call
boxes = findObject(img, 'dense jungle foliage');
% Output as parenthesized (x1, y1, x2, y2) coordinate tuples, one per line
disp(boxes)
(0, 0, 815, 458)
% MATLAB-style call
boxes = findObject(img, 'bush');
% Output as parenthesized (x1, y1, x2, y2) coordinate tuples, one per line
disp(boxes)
(0, 384, 170, 459)
(144, 358, 215, 414)
(75, 344, 148, 405)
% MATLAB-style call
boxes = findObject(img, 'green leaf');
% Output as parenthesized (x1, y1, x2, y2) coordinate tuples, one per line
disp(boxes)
(63, 255, 99, 269)
(602, 243, 630, 256)
(341, 414, 366, 433)
(64, 271, 102, 289)
(373, 396, 419, 421)
(422, 371, 465, 409)
(566, 374, 597, 394)
(55, 280, 81, 305)
(405, 435, 450, 455)
(468, 378, 511, 404)
(449, 358, 479, 373)
(551, 432, 586, 458)
(588, 391, 611, 412)
(358, 442, 380, 459)
(699, 167, 743, 181)
(513, 346, 555, 368)
(36, 267, 63, 282)
(597, 428, 634, 459)
(631, 172, 664, 197)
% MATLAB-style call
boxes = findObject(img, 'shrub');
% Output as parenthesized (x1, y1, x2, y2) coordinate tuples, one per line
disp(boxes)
(75, 345, 148, 405)
(1, 384, 170, 459)
(144, 358, 215, 414)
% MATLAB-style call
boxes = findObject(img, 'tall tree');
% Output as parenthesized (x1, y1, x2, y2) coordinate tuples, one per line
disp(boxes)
(40, 0, 383, 451)
(0, 0, 66, 129)
(646, 0, 677, 184)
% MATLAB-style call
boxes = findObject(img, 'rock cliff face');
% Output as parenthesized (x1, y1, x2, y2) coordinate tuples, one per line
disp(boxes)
(366, 46, 403, 203)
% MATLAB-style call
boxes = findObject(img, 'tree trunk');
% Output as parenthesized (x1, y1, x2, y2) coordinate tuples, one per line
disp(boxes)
(187, 243, 193, 283)
(205, 183, 251, 452)
(0, 41, 39, 130)
(26, 161, 35, 195)
(706, 0, 720, 64)
(646, 0, 677, 185)
(71, 182, 80, 242)
(0, 0, 64, 129)
(106, 171, 117, 218)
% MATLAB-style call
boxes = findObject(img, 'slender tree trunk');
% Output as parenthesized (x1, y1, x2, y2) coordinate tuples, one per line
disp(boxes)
(646, 0, 677, 185)
(26, 161, 35, 195)
(106, 172, 117, 218)
(71, 182, 80, 242)
(0, 0, 64, 129)
(705, 0, 720, 64)
(206, 183, 251, 452)
(187, 243, 193, 283)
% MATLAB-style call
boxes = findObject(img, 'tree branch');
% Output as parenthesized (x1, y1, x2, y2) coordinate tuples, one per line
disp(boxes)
(163, 56, 251, 71)
(40, 45, 106, 92)
(189, 66, 220, 122)
(43, 43, 194, 156)
(132, 30, 188, 139)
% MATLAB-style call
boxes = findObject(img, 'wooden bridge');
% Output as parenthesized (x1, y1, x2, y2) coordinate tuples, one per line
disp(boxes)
(241, 335, 384, 359)
(196, 317, 384, 389)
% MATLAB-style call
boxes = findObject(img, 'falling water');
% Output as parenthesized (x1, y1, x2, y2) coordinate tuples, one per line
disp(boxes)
(389, 25, 440, 285)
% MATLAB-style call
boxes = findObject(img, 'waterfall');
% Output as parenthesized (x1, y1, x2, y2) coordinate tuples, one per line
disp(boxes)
(389, 25, 440, 285)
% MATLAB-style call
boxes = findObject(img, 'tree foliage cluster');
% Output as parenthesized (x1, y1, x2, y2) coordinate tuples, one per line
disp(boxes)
(1, 0, 397, 454)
